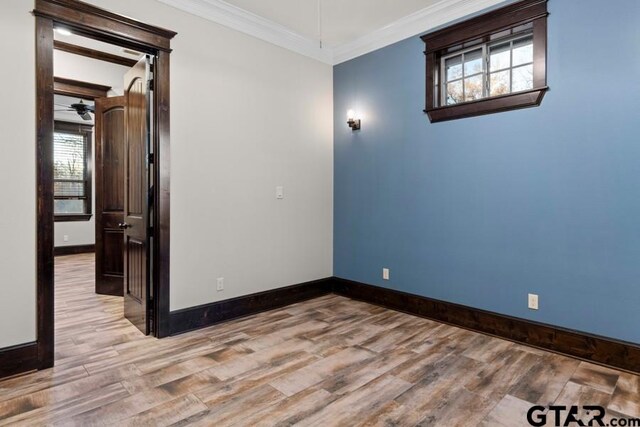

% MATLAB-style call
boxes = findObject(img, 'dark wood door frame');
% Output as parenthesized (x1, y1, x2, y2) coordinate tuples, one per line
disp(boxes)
(54, 40, 139, 68)
(33, 0, 176, 370)
(54, 77, 111, 100)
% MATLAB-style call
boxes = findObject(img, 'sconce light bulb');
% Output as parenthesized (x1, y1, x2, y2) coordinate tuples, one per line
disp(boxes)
(347, 109, 355, 120)
(55, 27, 73, 36)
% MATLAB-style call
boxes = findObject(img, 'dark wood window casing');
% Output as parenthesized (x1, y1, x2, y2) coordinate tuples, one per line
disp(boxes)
(54, 120, 93, 222)
(421, 0, 548, 122)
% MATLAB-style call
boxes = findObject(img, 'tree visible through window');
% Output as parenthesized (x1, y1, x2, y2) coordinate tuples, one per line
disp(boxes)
(54, 121, 92, 221)
(442, 32, 534, 105)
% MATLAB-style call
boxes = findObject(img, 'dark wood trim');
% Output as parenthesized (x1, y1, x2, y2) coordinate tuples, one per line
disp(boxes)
(54, 77, 110, 100)
(421, 0, 548, 52)
(170, 278, 334, 336)
(54, 214, 92, 222)
(36, 15, 56, 371)
(168, 274, 640, 374)
(532, 12, 547, 89)
(154, 50, 172, 338)
(54, 40, 138, 67)
(53, 120, 93, 220)
(35, 0, 175, 371)
(421, 0, 548, 122)
(426, 87, 548, 122)
(54, 244, 95, 256)
(34, 0, 177, 52)
(332, 277, 640, 375)
(0, 342, 39, 379)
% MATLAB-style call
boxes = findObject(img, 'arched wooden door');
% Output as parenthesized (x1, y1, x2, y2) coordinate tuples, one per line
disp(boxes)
(122, 56, 152, 335)
(95, 95, 125, 296)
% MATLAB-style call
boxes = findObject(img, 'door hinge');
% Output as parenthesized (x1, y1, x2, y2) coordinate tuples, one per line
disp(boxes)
(148, 153, 154, 164)
(148, 226, 154, 236)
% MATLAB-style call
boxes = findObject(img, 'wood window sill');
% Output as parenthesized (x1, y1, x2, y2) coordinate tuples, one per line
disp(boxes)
(54, 214, 93, 222)
(425, 87, 548, 123)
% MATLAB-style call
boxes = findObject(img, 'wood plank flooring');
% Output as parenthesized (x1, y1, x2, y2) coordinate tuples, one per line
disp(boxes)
(1, 253, 638, 426)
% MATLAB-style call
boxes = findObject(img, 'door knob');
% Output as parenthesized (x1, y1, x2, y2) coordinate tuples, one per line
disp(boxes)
(118, 222, 131, 229)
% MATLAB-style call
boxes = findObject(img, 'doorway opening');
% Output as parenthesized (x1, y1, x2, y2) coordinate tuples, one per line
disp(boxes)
(34, 0, 176, 371)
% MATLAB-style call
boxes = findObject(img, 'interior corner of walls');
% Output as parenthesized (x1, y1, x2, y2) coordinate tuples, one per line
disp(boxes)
(156, 0, 333, 65)
(44, 0, 336, 320)
(331, 0, 640, 346)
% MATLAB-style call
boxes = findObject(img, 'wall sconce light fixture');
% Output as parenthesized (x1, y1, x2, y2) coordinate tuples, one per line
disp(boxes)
(347, 109, 361, 131)
(54, 26, 73, 36)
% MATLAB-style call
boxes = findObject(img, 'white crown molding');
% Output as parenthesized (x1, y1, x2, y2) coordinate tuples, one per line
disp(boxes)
(157, 0, 333, 64)
(157, 0, 518, 66)
(332, 0, 515, 64)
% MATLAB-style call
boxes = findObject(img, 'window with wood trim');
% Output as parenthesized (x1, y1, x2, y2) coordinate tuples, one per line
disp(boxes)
(422, 0, 548, 122)
(54, 121, 93, 222)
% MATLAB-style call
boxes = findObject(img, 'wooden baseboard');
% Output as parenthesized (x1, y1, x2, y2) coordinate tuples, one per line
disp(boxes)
(332, 277, 640, 374)
(0, 342, 39, 379)
(54, 244, 95, 256)
(169, 275, 640, 373)
(169, 277, 333, 335)
(11, 272, 636, 380)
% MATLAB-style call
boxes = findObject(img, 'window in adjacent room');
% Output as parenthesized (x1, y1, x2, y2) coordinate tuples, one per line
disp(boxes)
(54, 121, 93, 221)
(422, 0, 548, 122)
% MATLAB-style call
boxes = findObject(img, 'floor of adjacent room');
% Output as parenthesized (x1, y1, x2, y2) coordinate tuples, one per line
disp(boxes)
(0, 254, 637, 426)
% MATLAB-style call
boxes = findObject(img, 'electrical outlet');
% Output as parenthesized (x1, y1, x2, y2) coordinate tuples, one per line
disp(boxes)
(528, 293, 539, 310)
(217, 277, 224, 291)
(63, 235, 69, 242)
(382, 268, 390, 280)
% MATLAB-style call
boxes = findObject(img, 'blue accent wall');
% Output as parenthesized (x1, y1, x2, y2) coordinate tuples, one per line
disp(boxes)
(333, 0, 640, 344)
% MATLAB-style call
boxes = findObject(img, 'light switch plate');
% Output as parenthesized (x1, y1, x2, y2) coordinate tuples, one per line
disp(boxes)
(382, 268, 390, 280)
(528, 293, 539, 310)
(276, 186, 284, 199)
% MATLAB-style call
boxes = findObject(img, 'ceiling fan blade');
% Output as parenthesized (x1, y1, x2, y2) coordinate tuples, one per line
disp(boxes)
(81, 112, 92, 121)
(87, 105, 95, 113)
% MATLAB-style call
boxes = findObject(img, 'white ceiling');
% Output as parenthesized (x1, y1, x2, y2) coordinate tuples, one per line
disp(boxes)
(223, 0, 441, 48)
(158, 0, 514, 64)
(54, 30, 143, 59)
(54, 94, 95, 125)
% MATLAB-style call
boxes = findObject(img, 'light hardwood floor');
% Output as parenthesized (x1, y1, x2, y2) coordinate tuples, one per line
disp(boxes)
(0, 253, 638, 426)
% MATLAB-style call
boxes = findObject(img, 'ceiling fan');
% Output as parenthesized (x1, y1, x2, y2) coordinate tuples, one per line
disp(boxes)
(54, 100, 95, 121)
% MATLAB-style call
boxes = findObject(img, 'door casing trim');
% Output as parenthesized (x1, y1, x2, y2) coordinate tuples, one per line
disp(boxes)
(33, 0, 176, 371)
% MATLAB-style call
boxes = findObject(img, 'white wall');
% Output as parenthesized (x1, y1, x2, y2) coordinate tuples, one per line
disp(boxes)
(52, 53, 129, 248)
(54, 50, 131, 96)
(149, 3, 333, 310)
(0, 0, 332, 347)
(0, 0, 36, 347)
